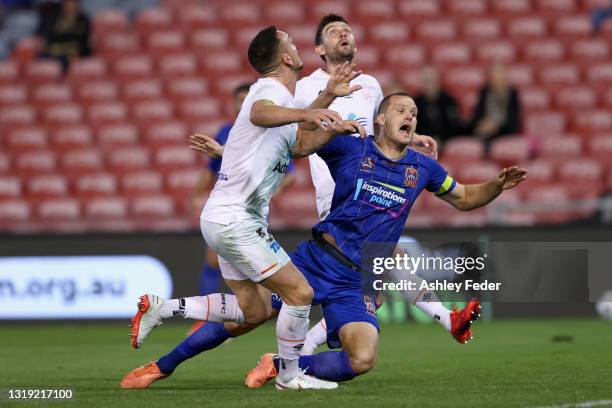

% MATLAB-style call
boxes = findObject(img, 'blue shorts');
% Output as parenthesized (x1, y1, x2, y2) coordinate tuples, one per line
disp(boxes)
(271, 240, 379, 349)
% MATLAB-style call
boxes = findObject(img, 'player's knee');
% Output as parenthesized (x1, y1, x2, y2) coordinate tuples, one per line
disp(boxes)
(284, 281, 313, 306)
(348, 349, 377, 375)
(243, 308, 270, 325)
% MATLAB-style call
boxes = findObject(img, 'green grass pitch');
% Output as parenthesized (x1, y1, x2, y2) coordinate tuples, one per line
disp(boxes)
(1, 319, 611, 408)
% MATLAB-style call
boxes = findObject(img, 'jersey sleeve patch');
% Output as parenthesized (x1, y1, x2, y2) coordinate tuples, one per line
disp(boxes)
(435, 175, 456, 196)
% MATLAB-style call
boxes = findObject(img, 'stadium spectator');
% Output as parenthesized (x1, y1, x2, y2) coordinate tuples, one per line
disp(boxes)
(414, 65, 465, 145)
(468, 63, 521, 150)
(37, 0, 91, 71)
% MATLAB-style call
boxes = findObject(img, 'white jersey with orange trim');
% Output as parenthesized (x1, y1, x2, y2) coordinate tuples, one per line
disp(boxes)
(294, 68, 384, 219)
(202, 77, 296, 225)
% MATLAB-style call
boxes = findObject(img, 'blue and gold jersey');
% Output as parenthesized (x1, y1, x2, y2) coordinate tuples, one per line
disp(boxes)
(314, 135, 456, 266)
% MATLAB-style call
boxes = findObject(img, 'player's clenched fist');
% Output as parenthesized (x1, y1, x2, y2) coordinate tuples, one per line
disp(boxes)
(495, 166, 528, 190)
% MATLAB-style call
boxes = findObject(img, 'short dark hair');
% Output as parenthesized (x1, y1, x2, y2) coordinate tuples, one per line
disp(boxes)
(232, 83, 252, 97)
(377, 92, 411, 115)
(315, 14, 349, 46)
(248, 26, 280, 74)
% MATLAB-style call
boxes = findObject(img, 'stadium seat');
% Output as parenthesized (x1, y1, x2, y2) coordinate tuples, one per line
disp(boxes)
(26, 174, 68, 198)
(165, 167, 201, 208)
(176, 99, 221, 124)
(146, 30, 186, 56)
(0, 60, 19, 84)
(74, 173, 118, 197)
(189, 29, 230, 53)
(553, 15, 593, 39)
(24, 60, 62, 85)
(121, 170, 164, 195)
(0, 84, 27, 106)
(37, 197, 80, 220)
(201, 50, 242, 75)
(0, 198, 31, 222)
(539, 136, 582, 160)
(113, 55, 154, 80)
(571, 110, 612, 134)
(491, 0, 531, 15)
(214, 74, 255, 97)
(506, 17, 547, 39)
(31, 83, 72, 108)
(97, 123, 139, 147)
(589, 135, 612, 170)
(43, 104, 83, 128)
(539, 64, 580, 86)
(5, 126, 47, 153)
(585, 63, 612, 85)
(397, 0, 440, 19)
(309, 0, 350, 19)
(60, 148, 103, 174)
(443, 137, 485, 163)
(490, 135, 531, 166)
(524, 111, 566, 135)
(0, 153, 10, 173)
(107, 146, 151, 172)
(12, 36, 42, 65)
(15, 150, 56, 175)
(83, 196, 128, 219)
(535, 0, 576, 14)
(0, 105, 35, 130)
(175, 4, 217, 29)
(447, 0, 487, 16)
(555, 86, 597, 111)
(462, 18, 501, 40)
(369, 21, 410, 45)
(355, 0, 395, 23)
(0, 176, 21, 198)
(129, 194, 175, 217)
(220, 2, 260, 27)
(416, 20, 457, 42)
(523, 40, 565, 62)
(154, 146, 197, 170)
(165, 77, 208, 102)
(569, 39, 610, 62)
(280, 24, 314, 48)
(506, 64, 534, 87)
(131, 100, 174, 126)
(558, 158, 603, 185)
(444, 66, 485, 92)
(135, 8, 173, 35)
(431, 43, 471, 65)
(51, 126, 94, 153)
(92, 9, 129, 35)
(522, 185, 573, 224)
(97, 32, 140, 59)
(457, 161, 500, 183)
(157, 53, 197, 78)
(144, 121, 188, 147)
(122, 79, 163, 103)
(474, 41, 516, 63)
(87, 102, 129, 128)
(191, 119, 228, 137)
(384, 45, 426, 69)
(354, 46, 380, 69)
(263, 2, 304, 22)
(75, 80, 118, 105)
(520, 159, 556, 190)
(520, 87, 550, 111)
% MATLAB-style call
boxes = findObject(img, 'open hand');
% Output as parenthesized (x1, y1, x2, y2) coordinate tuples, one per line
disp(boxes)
(189, 133, 224, 158)
(496, 166, 528, 190)
(325, 61, 363, 97)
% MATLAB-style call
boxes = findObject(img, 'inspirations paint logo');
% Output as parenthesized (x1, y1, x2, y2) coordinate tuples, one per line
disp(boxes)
(353, 179, 407, 209)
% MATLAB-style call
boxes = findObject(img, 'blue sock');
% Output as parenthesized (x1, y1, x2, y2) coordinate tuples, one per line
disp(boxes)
(199, 263, 221, 296)
(156, 322, 232, 374)
(273, 351, 357, 382)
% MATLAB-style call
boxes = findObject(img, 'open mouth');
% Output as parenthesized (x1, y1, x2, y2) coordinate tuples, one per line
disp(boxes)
(399, 124, 411, 135)
(339, 40, 350, 47)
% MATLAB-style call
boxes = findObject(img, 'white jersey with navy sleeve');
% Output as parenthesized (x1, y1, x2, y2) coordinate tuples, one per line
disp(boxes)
(294, 68, 384, 219)
(202, 78, 296, 225)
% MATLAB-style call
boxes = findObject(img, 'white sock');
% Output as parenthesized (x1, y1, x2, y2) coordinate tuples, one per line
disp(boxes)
(302, 319, 327, 355)
(276, 303, 310, 382)
(160, 294, 245, 324)
(389, 267, 451, 331)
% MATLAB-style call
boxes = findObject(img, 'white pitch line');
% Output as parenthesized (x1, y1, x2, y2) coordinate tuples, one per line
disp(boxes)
(529, 400, 612, 408)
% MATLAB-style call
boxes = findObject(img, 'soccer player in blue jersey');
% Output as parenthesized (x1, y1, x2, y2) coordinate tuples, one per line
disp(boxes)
(120, 93, 526, 388)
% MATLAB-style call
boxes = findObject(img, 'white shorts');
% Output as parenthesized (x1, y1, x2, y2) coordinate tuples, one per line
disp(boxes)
(200, 218, 290, 282)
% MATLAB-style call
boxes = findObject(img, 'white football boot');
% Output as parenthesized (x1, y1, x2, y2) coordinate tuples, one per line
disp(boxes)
(275, 369, 338, 390)
(129, 294, 165, 349)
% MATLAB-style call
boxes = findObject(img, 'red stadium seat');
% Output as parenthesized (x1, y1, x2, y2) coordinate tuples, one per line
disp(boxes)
(92, 9, 129, 35)
(97, 33, 140, 59)
(506, 64, 534, 87)
(525, 111, 566, 135)
(535, 0, 576, 14)
(113, 55, 154, 80)
(586, 63, 612, 85)
(76, 80, 118, 105)
(165, 77, 208, 101)
(191, 119, 228, 137)
(24, 60, 62, 84)
(355, 0, 395, 22)
(122, 79, 163, 103)
(157, 53, 197, 78)
(506, 17, 547, 38)
(539, 64, 580, 86)
(189, 29, 230, 52)
(0, 60, 19, 84)
(369, 21, 410, 45)
(490, 135, 531, 166)
(523, 40, 565, 62)
(27, 174, 68, 198)
(37, 197, 80, 220)
(353, 46, 380, 70)
(60, 148, 103, 174)
(462, 19, 501, 40)
(43, 104, 83, 128)
(31, 83, 72, 108)
(175, 4, 217, 29)
(15, 150, 56, 175)
(220, 2, 260, 26)
(51, 125, 93, 151)
(589, 135, 612, 169)
(107, 146, 151, 171)
(135, 8, 173, 35)
(309, 0, 351, 19)
(397, 0, 440, 19)
(177, 99, 221, 123)
(165, 167, 201, 196)
(129, 194, 175, 217)
(265, 2, 305, 22)
(444, 66, 485, 92)
(0, 198, 31, 222)
(446, 0, 487, 16)
(520, 159, 556, 190)
(491, 0, 531, 15)
(5, 127, 47, 152)
(443, 137, 485, 163)
(569, 39, 610, 62)
(121, 171, 164, 195)
(0, 153, 10, 173)
(83, 196, 128, 219)
(280, 24, 314, 48)
(572, 110, 612, 134)
(555, 86, 597, 111)
(522, 185, 573, 224)
(143, 121, 188, 147)
(416, 20, 457, 42)
(539, 137, 582, 159)
(0, 105, 35, 129)
(553, 15, 592, 39)
(602, 89, 612, 111)
(146, 30, 186, 56)
(154, 146, 197, 170)
(475, 41, 516, 64)
(75, 173, 118, 197)
(201, 50, 242, 75)
(384, 45, 426, 69)
(431, 43, 471, 65)
(12, 36, 42, 65)
(0, 84, 27, 106)
(520, 87, 550, 111)
(558, 158, 604, 200)
(87, 102, 129, 128)
(131, 100, 174, 125)
(97, 123, 139, 147)
(214, 74, 255, 96)
(0, 176, 21, 198)
(457, 161, 500, 183)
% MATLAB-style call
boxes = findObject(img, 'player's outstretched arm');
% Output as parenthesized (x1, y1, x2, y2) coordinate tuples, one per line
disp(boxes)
(292, 120, 366, 158)
(189, 133, 224, 158)
(439, 166, 527, 211)
(250, 100, 342, 131)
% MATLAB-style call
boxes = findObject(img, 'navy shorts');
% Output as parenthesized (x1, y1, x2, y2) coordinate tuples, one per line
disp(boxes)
(271, 240, 379, 349)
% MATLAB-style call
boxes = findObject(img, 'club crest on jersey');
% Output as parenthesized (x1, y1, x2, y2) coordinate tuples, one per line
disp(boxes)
(404, 166, 418, 188)
(363, 295, 377, 317)
(360, 157, 375, 172)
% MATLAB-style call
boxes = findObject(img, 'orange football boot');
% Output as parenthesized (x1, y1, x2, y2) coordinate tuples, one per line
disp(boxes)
(244, 353, 277, 388)
(450, 298, 481, 344)
(120, 362, 169, 389)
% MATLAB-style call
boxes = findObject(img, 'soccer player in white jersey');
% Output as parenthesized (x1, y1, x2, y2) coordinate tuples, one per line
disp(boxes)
(123, 26, 366, 391)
